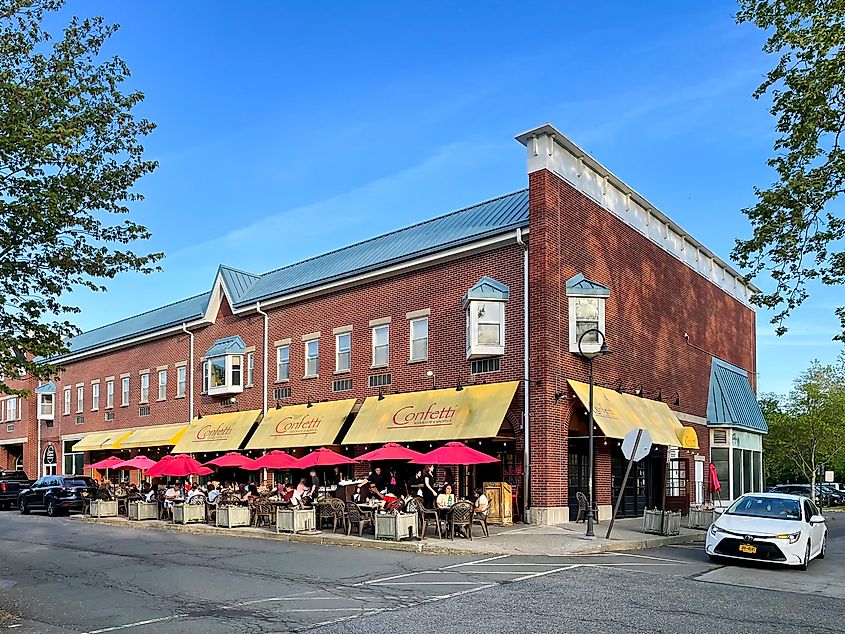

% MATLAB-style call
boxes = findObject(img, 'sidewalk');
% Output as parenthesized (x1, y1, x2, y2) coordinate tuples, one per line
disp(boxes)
(70, 514, 703, 556)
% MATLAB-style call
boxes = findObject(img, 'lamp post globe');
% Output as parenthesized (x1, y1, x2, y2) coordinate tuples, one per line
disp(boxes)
(577, 327, 610, 538)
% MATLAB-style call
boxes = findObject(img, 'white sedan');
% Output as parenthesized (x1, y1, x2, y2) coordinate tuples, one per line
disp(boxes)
(705, 493, 827, 570)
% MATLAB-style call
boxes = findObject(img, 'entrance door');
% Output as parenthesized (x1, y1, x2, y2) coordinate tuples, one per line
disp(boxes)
(611, 450, 649, 518)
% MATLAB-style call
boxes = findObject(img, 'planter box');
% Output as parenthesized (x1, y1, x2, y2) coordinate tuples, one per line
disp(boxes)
(172, 503, 206, 524)
(375, 512, 418, 541)
(89, 500, 118, 518)
(276, 508, 316, 533)
(642, 509, 681, 535)
(128, 501, 158, 521)
(688, 507, 716, 530)
(216, 505, 251, 528)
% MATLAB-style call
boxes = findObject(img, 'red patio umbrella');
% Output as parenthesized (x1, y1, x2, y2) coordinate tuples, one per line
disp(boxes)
(410, 442, 499, 465)
(85, 456, 125, 470)
(296, 447, 358, 468)
(147, 454, 213, 478)
(356, 442, 425, 462)
(203, 452, 256, 469)
(113, 456, 158, 471)
(245, 450, 299, 471)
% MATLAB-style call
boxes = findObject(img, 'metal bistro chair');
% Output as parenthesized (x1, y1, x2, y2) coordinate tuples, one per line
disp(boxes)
(473, 507, 490, 538)
(575, 492, 600, 523)
(344, 501, 373, 537)
(448, 501, 474, 540)
(414, 496, 442, 540)
(252, 497, 273, 528)
(319, 498, 346, 534)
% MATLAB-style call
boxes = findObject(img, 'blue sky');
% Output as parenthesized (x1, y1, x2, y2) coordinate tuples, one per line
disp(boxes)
(54, 1, 842, 395)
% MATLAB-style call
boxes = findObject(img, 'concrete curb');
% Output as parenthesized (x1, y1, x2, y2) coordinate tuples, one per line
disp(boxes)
(69, 515, 701, 556)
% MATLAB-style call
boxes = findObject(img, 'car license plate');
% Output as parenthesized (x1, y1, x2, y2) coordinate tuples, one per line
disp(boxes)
(739, 544, 757, 554)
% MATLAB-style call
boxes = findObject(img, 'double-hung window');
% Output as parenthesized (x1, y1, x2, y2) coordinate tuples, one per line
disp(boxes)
(121, 377, 130, 406)
(7, 397, 17, 421)
(76, 386, 84, 413)
(372, 325, 389, 367)
(335, 333, 351, 373)
(63, 388, 71, 415)
(305, 339, 319, 377)
(565, 274, 610, 355)
(177, 367, 187, 398)
(91, 383, 100, 411)
(206, 355, 243, 395)
(140, 373, 150, 403)
(409, 317, 428, 361)
(277, 345, 290, 381)
(158, 369, 167, 401)
(246, 352, 254, 387)
(106, 380, 114, 409)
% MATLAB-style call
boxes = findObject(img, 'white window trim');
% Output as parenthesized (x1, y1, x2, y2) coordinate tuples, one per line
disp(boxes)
(371, 324, 390, 368)
(335, 332, 351, 373)
(63, 387, 71, 415)
(304, 339, 319, 378)
(567, 295, 606, 355)
(76, 386, 84, 414)
(206, 354, 244, 396)
(139, 372, 150, 404)
(37, 392, 54, 420)
(91, 383, 100, 412)
(105, 380, 114, 409)
(158, 369, 167, 401)
(276, 344, 290, 383)
(409, 316, 429, 362)
(176, 366, 187, 398)
(465, 299, 505, 359)
(245, 351, 255, 387)
(121, 376, 130, 407)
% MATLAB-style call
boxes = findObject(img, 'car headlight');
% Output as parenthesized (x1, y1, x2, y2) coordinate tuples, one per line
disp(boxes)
(774, 531, 801, 544)
(709, 524, 726, 537)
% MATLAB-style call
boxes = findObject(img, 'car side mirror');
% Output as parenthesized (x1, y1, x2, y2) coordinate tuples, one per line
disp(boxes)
(713, 507, 725, 515)
(809, 514, 825, 524)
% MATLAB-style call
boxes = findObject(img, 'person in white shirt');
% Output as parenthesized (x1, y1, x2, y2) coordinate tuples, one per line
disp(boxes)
(474, 488, 489, 515)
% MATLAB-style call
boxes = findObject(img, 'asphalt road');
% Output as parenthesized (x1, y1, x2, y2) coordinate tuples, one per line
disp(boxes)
(0, 510, 843, 633)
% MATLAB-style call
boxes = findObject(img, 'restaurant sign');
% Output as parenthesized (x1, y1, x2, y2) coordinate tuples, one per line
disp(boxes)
(246, 399, 356, 450)
(171, 410, 261, 454)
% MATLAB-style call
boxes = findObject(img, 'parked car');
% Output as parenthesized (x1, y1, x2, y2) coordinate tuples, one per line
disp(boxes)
(705, 492, 827, 570)
(0, 470, 34, 510)
(767, 484, 842, 507)
(817, 484, 845, 506)
(18, 475, 97, 517)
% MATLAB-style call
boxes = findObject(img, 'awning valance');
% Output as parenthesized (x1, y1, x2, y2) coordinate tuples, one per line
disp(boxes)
(119, 423, 189, 450)
(171, 410, 261, 454)
(342, 381, 519, 445)
(71, 430, 133, 453)
(246, 399, 356, 450)
(567, 380, 699, 449)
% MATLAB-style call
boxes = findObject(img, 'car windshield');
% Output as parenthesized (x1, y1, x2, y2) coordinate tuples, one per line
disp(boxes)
(727, 496, 801, 520)
(65, 478, 95, 488)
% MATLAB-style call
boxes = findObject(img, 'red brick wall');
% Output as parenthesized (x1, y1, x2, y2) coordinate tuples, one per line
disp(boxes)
(0, 374, 36, 476)
(528, 168, 754, 511)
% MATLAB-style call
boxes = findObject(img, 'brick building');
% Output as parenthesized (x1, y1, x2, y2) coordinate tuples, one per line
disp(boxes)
(1, 124, 767, 523)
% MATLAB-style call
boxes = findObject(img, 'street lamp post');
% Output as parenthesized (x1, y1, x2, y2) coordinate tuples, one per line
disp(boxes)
(577, 328, 610, 539)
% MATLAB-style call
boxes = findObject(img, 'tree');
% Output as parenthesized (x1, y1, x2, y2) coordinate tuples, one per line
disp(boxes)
(732, 1, 845, 339)
(763, 355, 845, 499)
(0, 0, 162, 394)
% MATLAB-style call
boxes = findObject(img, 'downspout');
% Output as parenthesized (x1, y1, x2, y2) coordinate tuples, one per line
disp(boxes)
(515, 227, 530, 522)
(37, 403, 42, 477)
(181, 324, 194, 423)
(254, 302, 269, 416)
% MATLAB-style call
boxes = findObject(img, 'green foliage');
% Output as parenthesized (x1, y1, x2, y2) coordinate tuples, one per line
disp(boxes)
(763, 354, 845, 488)
(0, 0, 162, 393)
(732, 0, 845, 339)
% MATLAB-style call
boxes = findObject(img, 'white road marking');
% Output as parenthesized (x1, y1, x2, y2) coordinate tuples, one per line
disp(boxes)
(85, 615, 183, 633)
(510, 564, 582, 582)
(591, 552, 686, 563)
(440, 554, 511, 569)
(372, 581, 489, 586)
(353, 554, 510, 586)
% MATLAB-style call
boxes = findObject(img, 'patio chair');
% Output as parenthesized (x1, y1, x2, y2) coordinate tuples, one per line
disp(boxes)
(344, 501, 373, 537)
(575, 492, 599, 523)
(414, 496, 442, 539)
(157, 492, 168, 520)
(252, 497, 273, 528)
(318, 498, 345, 533)
(473, 507, 490, 538)
(449, 501, 474, 540)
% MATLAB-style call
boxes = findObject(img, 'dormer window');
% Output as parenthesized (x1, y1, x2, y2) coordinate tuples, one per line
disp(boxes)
(463, 276, 509, 359)
(205, 336, 246, 396)
(35, 382, 56, 421)
(566, 274, 610, 355)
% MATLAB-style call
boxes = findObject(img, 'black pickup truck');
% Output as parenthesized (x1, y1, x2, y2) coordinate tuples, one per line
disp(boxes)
(0, 470, 34, 510)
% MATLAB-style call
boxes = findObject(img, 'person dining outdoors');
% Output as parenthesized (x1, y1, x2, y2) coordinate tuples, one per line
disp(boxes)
(242, 484, 259, 504)
(163, 481, 182, 517)
(436, 484, 456, 510)
(474, 488, 489, 515)
(141, 483, 154, 502)
(258, 480, 269, 496)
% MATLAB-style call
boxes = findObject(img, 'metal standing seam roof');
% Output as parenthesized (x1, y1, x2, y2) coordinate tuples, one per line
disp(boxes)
(54, 190, 529, 361)
(205, 336, 246, 358)
(707, 358, 768, 433)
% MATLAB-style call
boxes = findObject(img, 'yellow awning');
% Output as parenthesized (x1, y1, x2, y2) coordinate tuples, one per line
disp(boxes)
(171, 410, 261, 454)
(119, 423, 189, 449)
(342, 381, 519, 445)
(567, 380, 699, 449)
(71, 430, 133, 453)
(246, 399, 356, 450)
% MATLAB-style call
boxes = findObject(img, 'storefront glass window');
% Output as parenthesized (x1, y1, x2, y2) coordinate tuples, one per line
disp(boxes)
(754, 452, 763, 492)
(732, 448, 742, 499)
(742, 450, 753, 495)
(63, 440, 83, 476)
(711, 448, 729, 499)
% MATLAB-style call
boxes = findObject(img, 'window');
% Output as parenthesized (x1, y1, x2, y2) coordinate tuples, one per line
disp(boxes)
(573, 298, 600, 344)
(91, 383, 100, 411)
(305, 340, 319, 377)
(566, 274, 610, 355)
(471, 358, 500, 374)
(372, 325, 389, 367)
(177, 367, 187, 398)
(38, 393, 54, 419)
(336, 333, 351, 373)
(274, 386, 291, 400)
(139, 406, 151, 417)
(409, 317, 428, 361)
(277, 345, 289, 381)
(63, 388, 71, 415)
(333, 378, 353, 392)
(105, 411, 115, 422)
(43, 447, 57, 476)
(206, 355, 243, 395)
(6, 397, 17, 421)
(106, 380, 114, 409)
(6, 424, 13, 433)
(368, 372, 392, 388)
(202, 361, 209, 393)
(246, 352, 254, 387)
(140, 373, 149, 403)
(158, 369, 167, 401)
(465, 300, 505, 359)
(76, 386, 84, 413)
(63, 440, 83, 477)
(121, 377, 130, 406)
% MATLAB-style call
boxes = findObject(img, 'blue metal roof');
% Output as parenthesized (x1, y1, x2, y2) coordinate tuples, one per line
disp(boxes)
(50, 190, 528, 361)
(566, 273, 611, 297)
(59, 292, 211, 359)
(462, 276, 510, 305)
(707, 358, 768, 433)
(35, 382, 56, 394)
(205, 336, 246, 358)
(236, 190, 529, 307)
